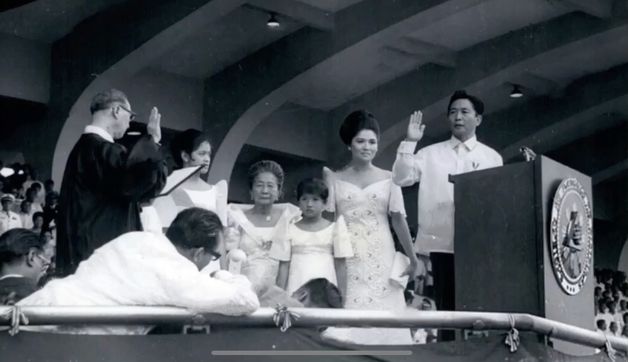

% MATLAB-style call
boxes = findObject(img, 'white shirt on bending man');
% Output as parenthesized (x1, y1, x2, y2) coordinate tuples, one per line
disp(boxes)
(19, 208, 259, 334)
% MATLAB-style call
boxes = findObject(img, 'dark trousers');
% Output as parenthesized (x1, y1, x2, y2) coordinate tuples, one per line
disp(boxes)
(431, 252, 455, 341)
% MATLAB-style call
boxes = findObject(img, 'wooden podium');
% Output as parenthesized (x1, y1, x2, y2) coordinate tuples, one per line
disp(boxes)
(451, 156, 594, 355)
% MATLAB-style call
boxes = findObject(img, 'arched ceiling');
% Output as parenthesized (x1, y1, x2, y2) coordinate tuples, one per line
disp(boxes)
(3, 0, 627, 218)
(0, 0, 126, 42)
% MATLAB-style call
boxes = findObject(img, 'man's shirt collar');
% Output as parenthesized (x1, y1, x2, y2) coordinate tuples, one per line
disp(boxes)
(448, 135, 478, 151)
(84, 125, 114, 143)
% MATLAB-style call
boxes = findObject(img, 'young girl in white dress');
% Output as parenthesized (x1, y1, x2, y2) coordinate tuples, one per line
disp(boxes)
(274, 178, 353, 297)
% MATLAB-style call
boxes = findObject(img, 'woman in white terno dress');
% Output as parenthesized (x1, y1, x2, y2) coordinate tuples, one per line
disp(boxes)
(148, 129, 228, 272)
(322, 110, 421, 345)
(226, 160, 300, 292)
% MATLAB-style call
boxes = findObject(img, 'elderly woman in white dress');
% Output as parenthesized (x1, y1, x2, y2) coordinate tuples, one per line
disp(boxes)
(226, 160, 300, 293)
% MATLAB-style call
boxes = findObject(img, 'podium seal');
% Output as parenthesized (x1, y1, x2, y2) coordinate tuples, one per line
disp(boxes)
(549, 178, 593, 295)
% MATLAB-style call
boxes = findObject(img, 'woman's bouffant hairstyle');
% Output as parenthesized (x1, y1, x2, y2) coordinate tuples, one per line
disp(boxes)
(338, 110, 380, 145)
(170, 129, 211, 168)
(166, 208, 223, 250)
(296, 178, 329, 203)
(247, 160, 285, 192)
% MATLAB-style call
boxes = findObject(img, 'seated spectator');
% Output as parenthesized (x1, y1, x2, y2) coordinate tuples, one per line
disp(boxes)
(25, 187, 43, 213)
(18, 208, 259, 334)
(18, 200, 34, 230)
(597, 300, 614, 327)
(596, 319, 607, 334)
(0, 229, 51, 304)
(42, 191, 59, 232)
(31, 211, 45, 235)
(31, 182, 45, 207)
(609, 321, 619, 336)
(594, 286, 602, 304)
(44, 179, 55, 195)
(0, 194, 22, 235)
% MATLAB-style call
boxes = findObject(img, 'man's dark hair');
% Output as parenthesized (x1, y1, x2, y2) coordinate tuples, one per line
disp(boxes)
(0, 229, 46, 266)
(596, 319, 606, 330)
(32, 211, 44, 223)
(296, 178, 329, 203)
(89, 89, 129, 115)
(298, 278, 343, 308)
(447, 90, 484, 115)
(166, 208, 223, 250)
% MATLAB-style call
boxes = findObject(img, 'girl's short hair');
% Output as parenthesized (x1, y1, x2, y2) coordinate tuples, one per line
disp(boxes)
(296, 178, 329, 203)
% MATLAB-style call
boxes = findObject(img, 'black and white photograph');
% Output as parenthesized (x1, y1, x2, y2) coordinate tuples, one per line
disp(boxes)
(0, 0, 627, 360)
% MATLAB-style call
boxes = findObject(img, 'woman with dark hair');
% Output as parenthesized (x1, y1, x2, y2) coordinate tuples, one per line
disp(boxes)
(226, 160, 300, 292)
(322, 110, 420, 345)
(148, 130, 225, 225)
(147, 129, 228, 272)
(168, 129, 228, 225)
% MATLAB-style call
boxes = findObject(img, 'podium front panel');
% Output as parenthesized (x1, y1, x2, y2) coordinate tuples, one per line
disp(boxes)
(454, 161, 542, 314)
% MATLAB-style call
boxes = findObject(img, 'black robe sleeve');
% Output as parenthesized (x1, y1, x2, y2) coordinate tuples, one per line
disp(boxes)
(56, 134, 167, 275)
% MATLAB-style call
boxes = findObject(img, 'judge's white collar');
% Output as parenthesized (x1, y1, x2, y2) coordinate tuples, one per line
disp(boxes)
(84, 125, 114, 143)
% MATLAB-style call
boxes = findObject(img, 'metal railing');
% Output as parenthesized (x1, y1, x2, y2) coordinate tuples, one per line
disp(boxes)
(1, 306, 627, 353)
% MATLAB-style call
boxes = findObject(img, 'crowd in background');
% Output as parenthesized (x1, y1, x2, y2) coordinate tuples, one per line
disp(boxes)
(0, 89, 626, 345)
(594, 268, 628, 338)
(0, 162, 58, 265)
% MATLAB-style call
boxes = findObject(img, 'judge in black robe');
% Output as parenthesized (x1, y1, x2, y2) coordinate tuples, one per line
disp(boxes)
(56, 89, 167, 275)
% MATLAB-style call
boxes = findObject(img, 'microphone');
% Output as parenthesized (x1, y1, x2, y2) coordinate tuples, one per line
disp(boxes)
(519, 146, 537, 162)
(227, 249, 247, 275)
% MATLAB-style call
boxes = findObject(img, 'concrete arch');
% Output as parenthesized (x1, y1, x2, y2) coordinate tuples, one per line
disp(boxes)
(205, 0, 490, 183)
(51, 0, 243, 183)
(341, 14, 628, 161)
(619, 238, 628, 273)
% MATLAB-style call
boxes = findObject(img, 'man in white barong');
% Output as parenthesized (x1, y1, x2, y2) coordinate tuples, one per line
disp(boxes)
(18, 207, 259, 334)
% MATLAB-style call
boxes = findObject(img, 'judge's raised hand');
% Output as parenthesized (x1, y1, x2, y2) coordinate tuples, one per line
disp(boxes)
(147, 107, 162, 144)
(406, 110, 425, 142)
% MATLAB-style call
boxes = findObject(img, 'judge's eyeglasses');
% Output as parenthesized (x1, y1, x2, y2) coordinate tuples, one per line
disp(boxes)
(206, 249, 221, 261)
(117, 104, 137, 121)
(34, 252, 52, 271)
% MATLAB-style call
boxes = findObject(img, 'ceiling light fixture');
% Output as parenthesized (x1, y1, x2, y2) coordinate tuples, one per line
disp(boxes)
(510, 84, 524, 98)
(267, 12, 280, 28)
(0, 167, 14, 178)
